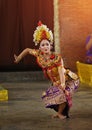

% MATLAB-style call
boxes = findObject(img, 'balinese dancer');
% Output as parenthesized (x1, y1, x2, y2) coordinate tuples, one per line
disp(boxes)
(14, 21, 79, 119)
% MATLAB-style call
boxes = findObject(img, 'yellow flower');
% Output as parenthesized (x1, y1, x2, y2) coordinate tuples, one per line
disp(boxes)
(33, 24, 53, 45)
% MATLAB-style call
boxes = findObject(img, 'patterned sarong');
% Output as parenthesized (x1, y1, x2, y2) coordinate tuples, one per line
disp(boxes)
(42, 79, 79, 108)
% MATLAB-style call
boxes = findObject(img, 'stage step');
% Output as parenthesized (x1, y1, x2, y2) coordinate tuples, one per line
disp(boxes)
(0, 71, 46, 82)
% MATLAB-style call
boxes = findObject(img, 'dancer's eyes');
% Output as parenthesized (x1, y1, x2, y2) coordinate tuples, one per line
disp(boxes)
(41, 43, 49, 47)
(46, 43, 49, 46)
(41, 44, 45, 47)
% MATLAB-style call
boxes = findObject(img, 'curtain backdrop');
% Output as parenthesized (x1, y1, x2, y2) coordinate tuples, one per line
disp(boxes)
(0, 0, 53, 71)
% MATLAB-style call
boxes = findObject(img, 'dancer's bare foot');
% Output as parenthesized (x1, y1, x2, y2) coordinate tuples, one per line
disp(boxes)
(52, 114, 58, 118)
(52, 114, 66, 120)
(57, 114, 66, 120)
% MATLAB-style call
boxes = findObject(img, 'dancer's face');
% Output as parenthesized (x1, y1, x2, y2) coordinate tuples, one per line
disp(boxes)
(39, 39, 51, 54)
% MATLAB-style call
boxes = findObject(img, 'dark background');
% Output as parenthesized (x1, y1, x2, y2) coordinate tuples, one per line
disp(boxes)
(0, 0, 53, 71)
(0, 0, 92, 72)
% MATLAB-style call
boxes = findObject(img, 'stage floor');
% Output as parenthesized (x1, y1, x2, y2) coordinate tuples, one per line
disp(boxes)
(0, 75, 92, 130)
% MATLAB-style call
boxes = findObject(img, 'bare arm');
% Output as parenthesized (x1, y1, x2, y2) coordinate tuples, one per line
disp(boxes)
(14, 48, 32, 63)
(58, 58, 66, 90)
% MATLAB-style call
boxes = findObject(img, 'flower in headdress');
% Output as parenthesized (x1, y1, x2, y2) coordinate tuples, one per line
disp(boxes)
(38, 21, 42, 26)
(33, 21, 53, 46)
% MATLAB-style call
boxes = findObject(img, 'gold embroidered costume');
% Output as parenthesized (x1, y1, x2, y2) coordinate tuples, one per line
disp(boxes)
(29, 49, 63, 86)
(29, 49, 79, 109)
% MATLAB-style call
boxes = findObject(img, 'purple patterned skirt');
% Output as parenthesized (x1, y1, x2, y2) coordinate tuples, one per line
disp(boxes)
(65, 79, 79, 95)
(42, 79, 79, 108)
(42, 86, 66, 108)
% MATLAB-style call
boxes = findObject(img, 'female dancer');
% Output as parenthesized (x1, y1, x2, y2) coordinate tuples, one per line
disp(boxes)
(14, 21, 79, 119)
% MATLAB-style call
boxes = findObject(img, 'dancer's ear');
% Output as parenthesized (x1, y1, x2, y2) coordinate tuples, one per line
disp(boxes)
(50, 45, 53, 50)
(50, 42, 53, 50)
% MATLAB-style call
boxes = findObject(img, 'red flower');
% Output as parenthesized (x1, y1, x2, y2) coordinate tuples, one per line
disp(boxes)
(38, 21, 42, 26)
(50, 54, 55, 59)
(42, 30, 47, 39)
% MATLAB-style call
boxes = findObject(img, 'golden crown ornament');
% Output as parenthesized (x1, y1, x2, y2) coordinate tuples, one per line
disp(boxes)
(33, 21, 53, 46)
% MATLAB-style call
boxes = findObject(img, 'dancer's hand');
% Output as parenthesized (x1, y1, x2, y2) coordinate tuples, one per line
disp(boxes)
(59, 83, 66, 90)
(14, 54, 21, 63)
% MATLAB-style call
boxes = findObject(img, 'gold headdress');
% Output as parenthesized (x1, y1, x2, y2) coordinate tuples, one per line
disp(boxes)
(33, 21, 53, 46)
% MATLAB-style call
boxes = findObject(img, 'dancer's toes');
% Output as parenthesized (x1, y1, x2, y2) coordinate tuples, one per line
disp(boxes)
(58, 114, 66, 120)
(52, 114, 66, 120)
